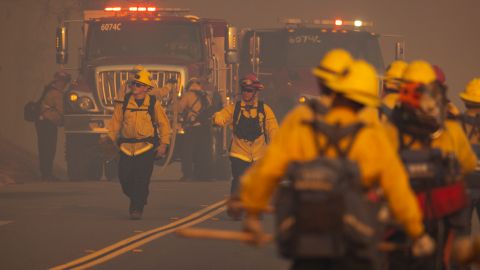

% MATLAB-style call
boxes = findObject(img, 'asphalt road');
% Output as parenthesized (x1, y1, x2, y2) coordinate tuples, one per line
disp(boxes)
(2, 168, 480, 270)
(0, 176, 288, 270)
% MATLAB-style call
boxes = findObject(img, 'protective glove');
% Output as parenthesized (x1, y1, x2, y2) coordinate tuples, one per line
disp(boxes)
(155, 144, 168, 159)
(412, 234, 435, 257)
(243, 213, 264, 247)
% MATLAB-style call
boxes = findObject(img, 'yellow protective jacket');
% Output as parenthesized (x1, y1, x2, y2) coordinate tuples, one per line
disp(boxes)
(109, 94, 171, 156)
(213, 100, 278, 162)
(240, 105, 425, 238)
(384, 120, 477, 175)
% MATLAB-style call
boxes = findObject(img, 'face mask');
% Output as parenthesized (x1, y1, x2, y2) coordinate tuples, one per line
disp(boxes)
(397, 82, 447, 138)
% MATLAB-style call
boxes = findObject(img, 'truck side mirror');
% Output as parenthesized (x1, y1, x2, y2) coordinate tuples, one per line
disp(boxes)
(225, 26, 239, 64)
(56, 26, 68, 65)
(395, 41, 405, 60)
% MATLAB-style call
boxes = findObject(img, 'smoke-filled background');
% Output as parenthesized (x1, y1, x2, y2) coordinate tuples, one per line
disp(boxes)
(1, 0, 480, 174)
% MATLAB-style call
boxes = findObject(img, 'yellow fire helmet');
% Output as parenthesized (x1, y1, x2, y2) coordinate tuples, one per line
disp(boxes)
(402, 60, 436, 85)
(460, 78, 480, 104)
(326, 60, 380, 107)
(312, 48, 354, 82)
(384, 60, 408, 90)
(133, 69, 154, 88)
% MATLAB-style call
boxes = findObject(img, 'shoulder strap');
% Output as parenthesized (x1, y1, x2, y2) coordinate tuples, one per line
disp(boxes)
(148, 94, 157, 127)
(122, 92, 133, 114)
(233, 101, 242, 131)
(257, 101, 269, 143)
(379, 104, 393, 121)
(459, 113, 480, 140)
(308, 121, 364, 158)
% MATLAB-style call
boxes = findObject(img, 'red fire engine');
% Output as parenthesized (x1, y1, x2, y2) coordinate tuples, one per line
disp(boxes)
(239, 18, 404, 120)
(56, 5, 239, 180)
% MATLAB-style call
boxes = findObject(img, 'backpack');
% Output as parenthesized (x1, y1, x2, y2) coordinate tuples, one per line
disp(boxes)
(189, 90, 215, 126)
(398, 132, 467, 220)
(233, 101, 268, 143)
(117, 93, 159, 147)
(275, 100, 381, 265)
(24, 84, 51, 122)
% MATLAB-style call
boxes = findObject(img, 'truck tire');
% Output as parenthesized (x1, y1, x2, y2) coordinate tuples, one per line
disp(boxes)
(65, 134, 103, 181)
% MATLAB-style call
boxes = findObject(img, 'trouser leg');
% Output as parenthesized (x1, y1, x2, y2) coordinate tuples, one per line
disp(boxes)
(181, 130, 195, 179)
(118, 152, 135, 199)
(35, 120, 57, 178)
(229, 157, 251, 195)
(130, 150, 155, 211)
(194, 125, 213, 180)
(449, 206, 474, 270)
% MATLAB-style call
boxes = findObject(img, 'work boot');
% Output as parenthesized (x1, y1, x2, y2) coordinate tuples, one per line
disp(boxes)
(130, 210, 142, 220)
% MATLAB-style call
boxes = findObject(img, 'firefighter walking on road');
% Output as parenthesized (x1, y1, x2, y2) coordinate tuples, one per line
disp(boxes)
(384, 60, 477, 270)
(455, 78, 480, 260)
(36, 71, 71, 181)
(213, 74, 278, 195)
(178, 78, 214, 181)
(238, 60, 434, 270)
(108, 69, 171, 220)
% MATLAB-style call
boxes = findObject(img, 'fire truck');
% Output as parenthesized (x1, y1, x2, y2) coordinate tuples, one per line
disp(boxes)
(56, 5, 240, 180)
(239, 18, 405, 120)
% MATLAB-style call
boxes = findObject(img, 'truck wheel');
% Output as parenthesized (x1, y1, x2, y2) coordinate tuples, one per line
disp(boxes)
(65, 134, 103, 181)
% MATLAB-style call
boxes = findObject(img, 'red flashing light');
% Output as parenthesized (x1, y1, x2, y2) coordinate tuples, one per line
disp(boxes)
(147, 7, 157, 12)
(105, 7, 121, 12)
(138, 7, 147, 11)
(335, 19, 343, 26)
(129, 7, 138, 11)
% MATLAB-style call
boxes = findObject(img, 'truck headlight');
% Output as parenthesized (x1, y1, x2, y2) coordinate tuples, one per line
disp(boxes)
(78, 96, 94, 111)
(69, 93, 79, 102)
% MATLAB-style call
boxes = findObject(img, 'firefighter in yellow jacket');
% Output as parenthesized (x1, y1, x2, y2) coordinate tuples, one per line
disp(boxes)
(213, 74, 278, 195)
(384, 60, 476, 270)
(108, 69, 171, 220)
(239, 60, 434, 269)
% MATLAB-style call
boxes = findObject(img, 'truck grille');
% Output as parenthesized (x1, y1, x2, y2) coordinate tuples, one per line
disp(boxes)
(96, 70, 181, 109)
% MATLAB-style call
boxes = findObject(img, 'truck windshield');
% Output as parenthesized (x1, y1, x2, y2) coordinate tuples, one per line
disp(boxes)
(258, 29, 384, 71)
(87, 21, 203, 62)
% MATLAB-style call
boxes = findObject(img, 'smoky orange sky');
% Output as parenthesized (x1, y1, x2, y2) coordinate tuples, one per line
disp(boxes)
(1, 0, 479, 170)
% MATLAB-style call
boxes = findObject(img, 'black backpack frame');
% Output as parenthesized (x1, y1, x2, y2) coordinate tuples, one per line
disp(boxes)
(233, 101, 268, 143)
(117, 93, 159, 147)
(275, 100, 381, 266)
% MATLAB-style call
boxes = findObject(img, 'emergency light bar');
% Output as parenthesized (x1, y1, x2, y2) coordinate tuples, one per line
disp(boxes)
(282, 18, 373, 28)
(104, 6, 190, 14)
(105, 6, 157, 12)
